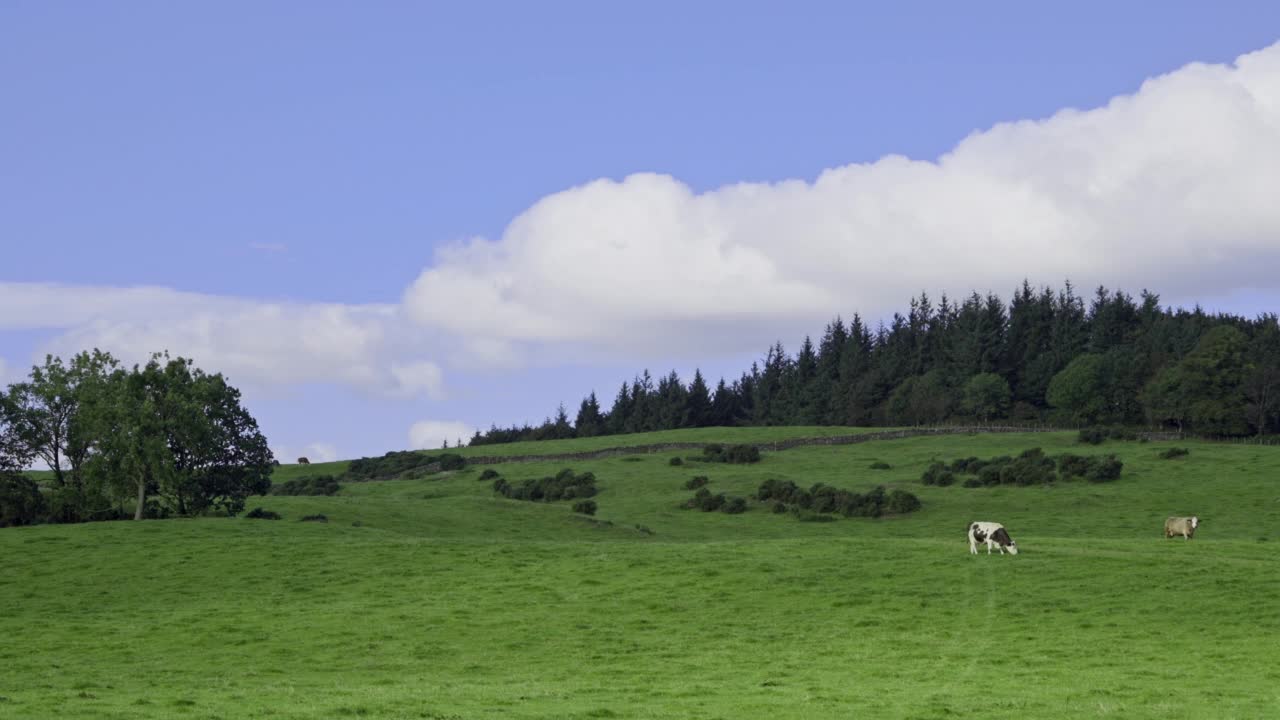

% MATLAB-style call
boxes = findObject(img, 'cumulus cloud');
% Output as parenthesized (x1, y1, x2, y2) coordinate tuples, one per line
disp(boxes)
(406, 42, 1280, 360)
(408, 420, 474, 450)
(0, 283, 444, 398)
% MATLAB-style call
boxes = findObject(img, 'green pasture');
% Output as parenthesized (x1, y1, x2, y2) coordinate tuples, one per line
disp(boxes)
(3, 430, 1279, 719)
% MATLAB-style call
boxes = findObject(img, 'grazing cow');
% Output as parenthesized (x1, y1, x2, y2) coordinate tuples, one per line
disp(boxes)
(297, 457, 310, 465)
(969, 521, 1019, 555)
(1164, 515, 1199, 540)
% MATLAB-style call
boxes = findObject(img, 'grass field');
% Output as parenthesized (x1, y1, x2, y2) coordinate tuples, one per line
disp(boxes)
(3, 430, 1279, 719)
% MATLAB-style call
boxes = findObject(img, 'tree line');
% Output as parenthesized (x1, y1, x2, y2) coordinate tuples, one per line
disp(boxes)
(0, 351, 273, 526)
(470, 282, 1280, 446)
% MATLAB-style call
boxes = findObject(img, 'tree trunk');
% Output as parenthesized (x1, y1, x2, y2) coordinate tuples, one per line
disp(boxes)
(133, 478, 146, 520)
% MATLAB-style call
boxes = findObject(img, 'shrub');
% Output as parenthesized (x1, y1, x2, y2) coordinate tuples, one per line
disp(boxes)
(921, 462, 956, 487)
(1078, 428, 1106, 445)
(962, 478, 982, 488)
(668, 457, 684, 466)
(886, 489, 922, 514)
(1087, 455, 1124, 483)
(437, 453, 466, 471)
(1159, 447, 1190, 460)
(977, 465, 1003, 486)
(771, 501, 788, 514)
(494, 469, 598, 503)
(270, 475, 341, 496)
(794, 510, 837, 522)
(722, 497, 748, 514)
(0, 473, 46, 528)
(1056, 453, 1095, 479)
(948, 456, 980, 473)
(300, 514, 328, 523)
(244, 507, 281, 520)
(869, 461, 891, 470)
(573, 500, 598, 516)
(684, 476, 709, 490)
(478, 469, 500, 481)
(702, 444, 761, 464)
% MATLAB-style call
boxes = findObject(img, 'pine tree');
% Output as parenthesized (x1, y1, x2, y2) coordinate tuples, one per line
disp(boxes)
(685, 370, 713, 428)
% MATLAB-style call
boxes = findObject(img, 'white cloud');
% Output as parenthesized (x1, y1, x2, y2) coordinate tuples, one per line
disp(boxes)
(0, 283, 444, 398)
(408, 420, 474, 450)
(405, 42, 1280, 359)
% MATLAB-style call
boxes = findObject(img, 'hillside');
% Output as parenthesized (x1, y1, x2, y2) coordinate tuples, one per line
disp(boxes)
(3, 429, 1279, 719)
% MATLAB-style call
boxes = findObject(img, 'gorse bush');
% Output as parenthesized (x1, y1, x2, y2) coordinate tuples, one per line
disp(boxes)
(343, 451, 466, 482)
(299, 514, 328, 523)
(668, 456, 684, 466)
(478, 469, 500, 481)
(572, 500, 598, 516)
(869, 461, 892, 470)
(701, 444, 761, 464)
(938, 448, 1125, 486)
(269, 475, 341, 496)
(1159, 447, 1190, 460)
(920, 462, 956, 487)
(684, 476, 709, 490)
(679, 486, 748, 514)
(493, 469, 598, 502)
(244, 507, 281, 520)
(756, 479, 919, 519)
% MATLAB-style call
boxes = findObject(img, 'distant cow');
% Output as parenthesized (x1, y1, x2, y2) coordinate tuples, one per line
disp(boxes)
(297, 457, 310, 465)
(1164, 515, 1199, 540)
(969, 521, 1019, 555)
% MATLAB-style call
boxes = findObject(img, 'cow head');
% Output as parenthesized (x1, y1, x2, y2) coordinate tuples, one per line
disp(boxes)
(992, 527, 1019, 554)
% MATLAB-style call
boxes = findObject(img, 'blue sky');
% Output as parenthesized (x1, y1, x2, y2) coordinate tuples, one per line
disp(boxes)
(3, 2, 1280, 461)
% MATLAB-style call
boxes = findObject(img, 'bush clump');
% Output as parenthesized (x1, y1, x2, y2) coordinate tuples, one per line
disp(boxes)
(1078, 428, 1106, 445)
(244, 507, 281, 520)
(920, 462, 956, 487)
(572, 500, 598, 516)
(343, 450, 466, 482)
(684, 475, 709, 490)
(493, 469, 598, 502)
(1087, 455, 1124, 483)
(886, 489, 922, 514)
(701, 443, 761, 464)
(869, 461, 892, 470)
(300, 514, 328, 523)
(478, 468, 500, 481)
(668, 456, 684, 466)
(679, 487, 748, 514)
(1159, 447, 1190, 460)
(0, 473, 46, 528)
(757, 479, 919, 519)
(270, 474, 341, 496)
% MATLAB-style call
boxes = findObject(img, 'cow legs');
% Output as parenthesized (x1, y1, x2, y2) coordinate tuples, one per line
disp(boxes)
(969, 540, 978, 554)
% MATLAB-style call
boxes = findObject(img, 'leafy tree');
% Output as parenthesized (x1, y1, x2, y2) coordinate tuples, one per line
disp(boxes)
(962, 373, 1012, 421)
(1046, 354, 1107, 424)
(1143, 326, 1250, 435)
(87, 354, 274, 519)
(2, 350, 118, 490)
(1244, 315, 1280, 435)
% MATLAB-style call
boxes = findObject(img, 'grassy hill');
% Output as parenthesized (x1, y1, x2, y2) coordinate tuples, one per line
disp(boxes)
(3, 429, 1279, 719)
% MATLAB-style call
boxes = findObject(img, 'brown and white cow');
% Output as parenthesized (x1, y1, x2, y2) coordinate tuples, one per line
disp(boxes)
(1164, 515, 1199, 540)
(968, 521, 1018, 555)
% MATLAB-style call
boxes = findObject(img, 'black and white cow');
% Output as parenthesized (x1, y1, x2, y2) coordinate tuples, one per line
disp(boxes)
(968, 521, 1018, 555)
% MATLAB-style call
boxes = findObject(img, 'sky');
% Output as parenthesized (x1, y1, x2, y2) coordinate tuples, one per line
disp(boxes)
(3, 2, 1280, 461)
